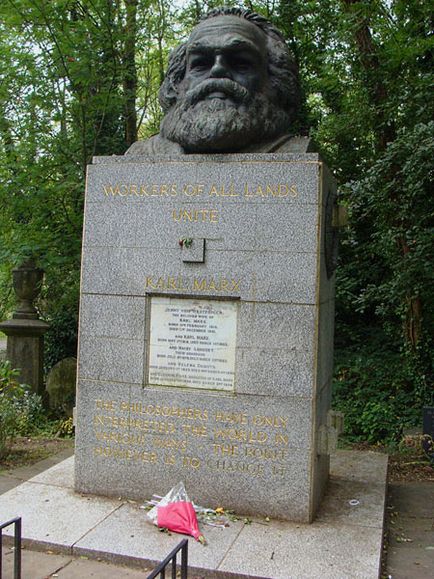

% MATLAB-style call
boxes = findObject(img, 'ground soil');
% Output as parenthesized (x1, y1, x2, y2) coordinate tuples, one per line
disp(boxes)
(0, 436, 74, 472)
(343, 440, 434, 482)
(388, 451, 434, 482)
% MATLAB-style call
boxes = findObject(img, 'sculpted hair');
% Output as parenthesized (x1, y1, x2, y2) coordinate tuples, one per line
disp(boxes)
(159, 7, 300, 120)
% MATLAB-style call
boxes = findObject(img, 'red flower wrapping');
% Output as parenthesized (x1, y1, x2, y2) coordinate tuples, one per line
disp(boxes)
(157, 501, 202, 541)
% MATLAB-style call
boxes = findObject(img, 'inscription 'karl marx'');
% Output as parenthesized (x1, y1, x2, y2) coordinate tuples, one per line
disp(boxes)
(145, 276, 241, 293)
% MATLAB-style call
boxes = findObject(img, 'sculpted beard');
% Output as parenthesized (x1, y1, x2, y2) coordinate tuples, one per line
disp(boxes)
(160, 78, 290, 153)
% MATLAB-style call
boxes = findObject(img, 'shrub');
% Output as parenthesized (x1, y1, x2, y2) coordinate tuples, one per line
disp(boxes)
(0, 360, 45, 459)
(333, 338, 428, 445)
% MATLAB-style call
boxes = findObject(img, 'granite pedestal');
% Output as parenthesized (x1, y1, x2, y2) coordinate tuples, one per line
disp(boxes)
(75, 152, 337, 522)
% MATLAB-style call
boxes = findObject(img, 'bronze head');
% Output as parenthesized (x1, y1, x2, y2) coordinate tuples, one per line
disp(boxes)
(136, 8, 301, 154)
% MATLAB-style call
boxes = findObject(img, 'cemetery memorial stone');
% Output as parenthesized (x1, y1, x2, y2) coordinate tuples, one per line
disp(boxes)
(423, 407, 434, 439)
(75, 8, 338, 522)
(46, 357, 77, 417)
(0, 260, 49, 397)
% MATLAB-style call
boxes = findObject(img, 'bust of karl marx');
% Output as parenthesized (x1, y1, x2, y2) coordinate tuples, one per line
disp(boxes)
(127, 7, 305, 156)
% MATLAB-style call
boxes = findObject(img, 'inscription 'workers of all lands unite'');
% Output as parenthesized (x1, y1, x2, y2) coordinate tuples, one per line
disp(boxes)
(103, 182, 299, 199)
(102, 182, 299, 223)
(91, 400, 291, 478)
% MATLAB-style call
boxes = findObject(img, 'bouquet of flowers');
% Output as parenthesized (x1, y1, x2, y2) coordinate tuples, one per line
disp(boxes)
(146, 481, 206, 544)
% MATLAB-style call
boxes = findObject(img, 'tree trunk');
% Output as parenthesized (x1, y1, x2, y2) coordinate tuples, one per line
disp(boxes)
(341, 0, 422, 346)
(341, 0, 395, 150)
(123, 0, 138, 146)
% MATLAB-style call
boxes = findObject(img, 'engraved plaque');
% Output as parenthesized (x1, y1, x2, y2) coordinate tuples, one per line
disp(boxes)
(148, 297, 237, 391)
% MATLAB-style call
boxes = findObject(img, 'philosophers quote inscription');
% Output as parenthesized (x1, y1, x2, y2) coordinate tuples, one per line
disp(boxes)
(148, 297, 237, 391)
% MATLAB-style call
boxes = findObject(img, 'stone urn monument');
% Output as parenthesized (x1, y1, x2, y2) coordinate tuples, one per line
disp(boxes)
(0, 260, 50, 395)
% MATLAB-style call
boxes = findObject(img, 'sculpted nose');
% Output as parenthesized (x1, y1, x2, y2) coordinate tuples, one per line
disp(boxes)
(210, 54, 231, 79)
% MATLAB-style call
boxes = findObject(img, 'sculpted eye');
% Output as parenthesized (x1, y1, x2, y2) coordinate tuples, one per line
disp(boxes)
(231, 56, 254, 71)
(190, 57, 211, 71)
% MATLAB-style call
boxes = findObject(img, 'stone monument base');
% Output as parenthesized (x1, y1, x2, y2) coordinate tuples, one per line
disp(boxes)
(0, 318, 49, 397)
(0, 451, 388, 578)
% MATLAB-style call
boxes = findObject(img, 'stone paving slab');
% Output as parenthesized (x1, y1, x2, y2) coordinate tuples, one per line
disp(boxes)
(54, 557, 154, 578)
(386, 481, 434, 579)
(73, 502, 245, 572)
(0, 450, 388, 578)
(29, 455, 75, 489)
(1, 545, 71, 579)
(0, 482, 122, 551)
(1, 546, 153, 579)
(218, 520, 382, 579)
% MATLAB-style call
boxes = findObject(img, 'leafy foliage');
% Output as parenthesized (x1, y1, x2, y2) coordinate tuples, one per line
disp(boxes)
(0, 361, 45, 458)
(0, 0, 179, 369)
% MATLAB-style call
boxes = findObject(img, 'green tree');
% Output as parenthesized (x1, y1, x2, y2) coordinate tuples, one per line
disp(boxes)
(0, 0, 167, 366)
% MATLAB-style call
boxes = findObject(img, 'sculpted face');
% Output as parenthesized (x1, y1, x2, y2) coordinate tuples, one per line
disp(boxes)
(160, 15, 291, 153)
(181, 16, 268, 101)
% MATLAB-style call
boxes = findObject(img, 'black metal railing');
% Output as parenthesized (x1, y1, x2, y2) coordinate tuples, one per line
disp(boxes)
(147, 538, 188, 579)
(0, 517, 22, 579)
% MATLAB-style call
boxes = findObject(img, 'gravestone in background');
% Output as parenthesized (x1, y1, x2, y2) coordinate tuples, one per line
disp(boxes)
(74, 150, 337, 523)
(0, 260, 49, 397)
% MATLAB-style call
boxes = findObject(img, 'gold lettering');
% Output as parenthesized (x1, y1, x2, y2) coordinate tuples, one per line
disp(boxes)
(193, 278, 207, 291)
(206, 458, 265, 477)
(272, 464, 288, 476)
(182, 455, 201, 469)
(145, 276, 157, 290)
(153, 438, 187, 451)
(182, 424, 207, 437)
(213, 428, 268, 444)
(208, 183, 238, 197)
(171, 208, 218, 223)
(90, 400, 295, 479)
(274, 433, 289, 446)
(96, 399, 116, 411)
(249, 431, 268, 443)
(244, 446, 288, 461)
(183, 184, 200, 196)
(252, 415, 288, 428)
(93, 446, 157, 462)
(243, 183, 298, 198)
(103, 182, 298, 200)
(277, 184, 288, 197)
(103, 184, 118, 196)
(212, 443, 238, 456)
(244, 183, 253, 197)
(215, 412, 248, 425)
